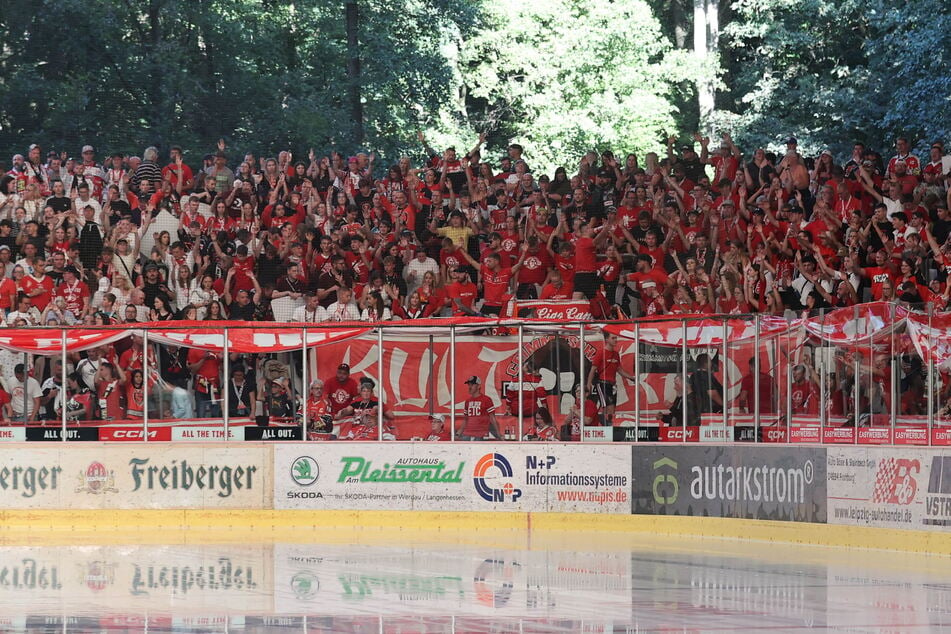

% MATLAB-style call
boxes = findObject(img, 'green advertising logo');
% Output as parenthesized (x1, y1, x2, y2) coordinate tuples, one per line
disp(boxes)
(292, 456, 319, 486)
(338, 457, 465, 483)
(652, 457, 678, 504)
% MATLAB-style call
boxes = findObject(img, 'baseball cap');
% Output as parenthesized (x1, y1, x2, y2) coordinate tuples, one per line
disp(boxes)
(337, 363, 351, 372)
(751, 207, 765, 216)
(464, 376, 481, 385)
(0, 245, 9, 252)
(81, 145, 94, 153)
(63, 265, 79, 276)
(597, 168, 612, 178)
(680, 144, 693, 152)
(430, 414, 445, 424)
(784, 136, 798, 145)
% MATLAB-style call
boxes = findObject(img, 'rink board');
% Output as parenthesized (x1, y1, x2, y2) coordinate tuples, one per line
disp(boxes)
(0, 443, 947, 554)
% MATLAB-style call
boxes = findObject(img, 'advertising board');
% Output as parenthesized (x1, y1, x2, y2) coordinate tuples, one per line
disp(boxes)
(0, 445, 270, 509)
(827, 447, 951, 531)
(631, 446, 827, 523)
(273, 443, 631, 514)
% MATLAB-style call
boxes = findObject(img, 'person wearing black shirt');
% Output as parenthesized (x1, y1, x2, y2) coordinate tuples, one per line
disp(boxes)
(45, 181, 72, 214)
(224, 267, 261, 320)
(316, 255, 354, 308)
(688, 353, 723, 418)
(227, 367, 257, 418)
(141, 263, 172, 307)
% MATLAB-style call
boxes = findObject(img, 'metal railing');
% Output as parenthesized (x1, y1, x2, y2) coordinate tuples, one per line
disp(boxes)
(1, 304, 943, 445)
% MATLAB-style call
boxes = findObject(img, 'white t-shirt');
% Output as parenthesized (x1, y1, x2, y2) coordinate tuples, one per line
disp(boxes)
(291, 305, 328, 323)
(3, 376, 42, 417)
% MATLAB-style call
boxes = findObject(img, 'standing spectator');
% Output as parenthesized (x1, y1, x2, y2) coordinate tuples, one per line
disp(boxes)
(457, 375, 500, 440)
(3, 363, 41, 423)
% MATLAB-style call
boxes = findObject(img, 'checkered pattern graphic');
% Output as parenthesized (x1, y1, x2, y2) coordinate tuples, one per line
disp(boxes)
(872, 458, 899, 503)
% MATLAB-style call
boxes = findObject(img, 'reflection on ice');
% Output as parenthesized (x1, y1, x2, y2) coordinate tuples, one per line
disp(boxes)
(0, 536, 948, 632)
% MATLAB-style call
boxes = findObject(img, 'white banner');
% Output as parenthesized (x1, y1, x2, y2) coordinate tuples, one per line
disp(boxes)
(0, 445, 270, 509)
(827, 447, 951, 531)
(273, 443, 631, 514)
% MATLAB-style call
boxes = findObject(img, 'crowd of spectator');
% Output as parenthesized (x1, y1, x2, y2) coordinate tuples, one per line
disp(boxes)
(2, 134, 950, 327)
(0, 132, 949, 428)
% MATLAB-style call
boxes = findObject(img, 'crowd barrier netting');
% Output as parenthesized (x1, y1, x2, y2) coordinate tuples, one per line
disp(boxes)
(0, 301, 948, 445)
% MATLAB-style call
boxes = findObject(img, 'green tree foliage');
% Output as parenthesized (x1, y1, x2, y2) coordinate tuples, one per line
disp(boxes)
(0, 0, 477, 162)
(454, 0, 695, 172)
(720, 0, 951, 155)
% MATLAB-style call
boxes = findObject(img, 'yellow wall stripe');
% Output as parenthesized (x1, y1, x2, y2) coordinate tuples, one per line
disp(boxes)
(0, 510, 948, 554)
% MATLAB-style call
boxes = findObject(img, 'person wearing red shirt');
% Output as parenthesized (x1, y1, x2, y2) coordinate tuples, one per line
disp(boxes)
(446, 267, 480, 317)
(439, 239, 468, 281)
(586, 333, 635, 425)
(539, 269, 574, 300)
(161, 147, 194, 190)
(303, 380, 334, 440)
(562, 385, 599, 441)
(125, 369, 148, 419)
(554, 242, 576, 286)
(737, 358, 776, 414)
(423, 414, 451, 441)
(323, 363, 360, 415)
(503, 369, 547, 419)
(640, 280, 666, 315)
(858, 249, 896, 300)
(790, 364, 820, 415)
(20, 256, 55, 312)
(626, 254, 667, 294)
(187, 348, 222, 418)
(886, 137, 920, 178)
(572, 222, 613, 300)
(458, 376, 499, 440)
(463, 248, 527, 316)
(55, 266, 90, 317)
(95, 362, 125, 421)
(515, 236, 552, 298)
(0, 271, 17, 314)
(524, 408, 558, 441)
(704, 133, 741, 182)
(380, 189, 419, 233)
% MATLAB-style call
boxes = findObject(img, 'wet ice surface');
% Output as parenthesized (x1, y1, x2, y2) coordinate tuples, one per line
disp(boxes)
(0, 532, 949, 633)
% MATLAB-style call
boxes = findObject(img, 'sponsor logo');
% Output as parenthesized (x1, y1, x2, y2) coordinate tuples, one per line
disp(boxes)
(688, 460, 814, 504)
(533, 306, 593, 321)
(291, 457, 319, 486)
(0, 465, 63, 498)
(925, 455, 951, 526)
(129, 458, 257, 498)
(871, 458, 919, 505)
(99, 429, 163, 441)
(473, 453, 522, 502)
(76, 461, 118, 494)
(652, 457, 678, 504)
(337, 457, 464, 484)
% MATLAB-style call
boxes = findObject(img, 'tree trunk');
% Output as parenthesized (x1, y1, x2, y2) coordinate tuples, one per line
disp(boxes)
(694, 0, 716, 128)
(346, 1, 364, 145)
